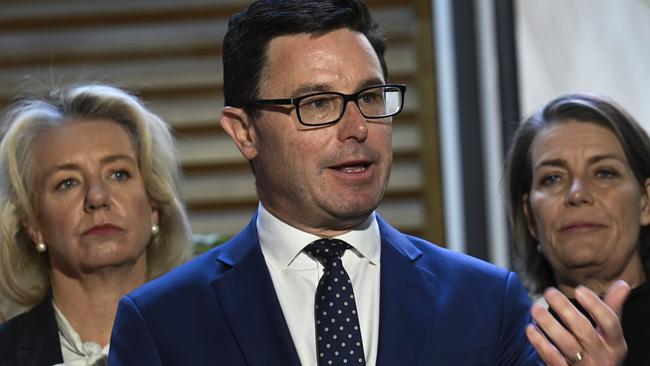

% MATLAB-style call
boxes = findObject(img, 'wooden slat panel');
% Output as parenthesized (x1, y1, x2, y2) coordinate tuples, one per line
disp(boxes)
(0, 0, 248, 23)
(147, 93, 222, 128)
(373, 7, 417, 40)
(377, 197, 425, 233)
(176, 134, 242, 167)
(0, 57, 221, 100)
(0, 20, 227, 66)
(385, 44, 418, 78)
(1, 0, 408, 23)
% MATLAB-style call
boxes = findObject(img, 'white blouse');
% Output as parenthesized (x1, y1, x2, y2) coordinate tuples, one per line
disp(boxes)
(52, 302, 109, 366)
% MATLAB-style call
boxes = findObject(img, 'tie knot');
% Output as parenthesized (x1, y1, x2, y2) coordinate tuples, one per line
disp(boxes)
(304, 238, 351, 264)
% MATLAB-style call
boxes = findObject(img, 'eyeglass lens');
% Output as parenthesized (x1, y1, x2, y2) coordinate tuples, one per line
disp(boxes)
(298, 86, 402, 125)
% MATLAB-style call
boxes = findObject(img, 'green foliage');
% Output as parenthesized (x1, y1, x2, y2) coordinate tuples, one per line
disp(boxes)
(192, 233, 229, 256)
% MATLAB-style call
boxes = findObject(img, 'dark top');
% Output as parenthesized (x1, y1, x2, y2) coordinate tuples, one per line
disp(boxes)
(549, 281, 650, 366)
(621, 279, 650, 366)
(0, 298, 63, 366)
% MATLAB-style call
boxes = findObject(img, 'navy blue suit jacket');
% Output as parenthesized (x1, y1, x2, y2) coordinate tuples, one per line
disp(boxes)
(109, 214, 541, 365)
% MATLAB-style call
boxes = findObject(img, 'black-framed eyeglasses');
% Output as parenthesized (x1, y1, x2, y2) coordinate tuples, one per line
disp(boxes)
(233, 84, 406, 126)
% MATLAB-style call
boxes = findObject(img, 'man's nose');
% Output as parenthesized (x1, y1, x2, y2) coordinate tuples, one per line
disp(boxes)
(336, 100, 369, 142)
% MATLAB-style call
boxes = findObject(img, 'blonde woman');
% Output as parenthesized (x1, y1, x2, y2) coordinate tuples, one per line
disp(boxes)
(0, 84, 193, 365)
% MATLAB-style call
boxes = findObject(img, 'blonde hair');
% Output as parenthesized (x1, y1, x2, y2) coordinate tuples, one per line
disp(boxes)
(0, 84, 193, 320)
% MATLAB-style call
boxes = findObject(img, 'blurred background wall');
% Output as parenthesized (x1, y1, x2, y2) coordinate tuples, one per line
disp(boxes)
(0, 0, 648, 269)
(516, 0, 650, 131)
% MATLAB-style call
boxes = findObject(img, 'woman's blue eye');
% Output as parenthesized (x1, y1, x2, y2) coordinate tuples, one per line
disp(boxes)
(596, 169, 618, 179)
(112, 170, 131, 181)
(540, 174, 560, 186)
(56, 179, 76, 191)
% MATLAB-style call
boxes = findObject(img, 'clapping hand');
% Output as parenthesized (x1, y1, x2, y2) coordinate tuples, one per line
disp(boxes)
(527, 280, 630, 366)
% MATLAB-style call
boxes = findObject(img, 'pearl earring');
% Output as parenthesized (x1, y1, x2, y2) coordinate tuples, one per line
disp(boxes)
(151, 224, 159, 235)
(36, 242, 47, 252)
(536, 244, 542, 253)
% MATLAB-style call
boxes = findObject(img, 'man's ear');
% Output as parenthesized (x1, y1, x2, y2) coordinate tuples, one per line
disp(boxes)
(640, 178, 650, 226)
(522, 193, 538, 239)
(220, 107, 258, 160)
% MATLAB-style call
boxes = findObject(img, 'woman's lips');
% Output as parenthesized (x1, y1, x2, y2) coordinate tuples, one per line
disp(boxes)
(559, 222, 606, 233)
(83, 224, 124, 236)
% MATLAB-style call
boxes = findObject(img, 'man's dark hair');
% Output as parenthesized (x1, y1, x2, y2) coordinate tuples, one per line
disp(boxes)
(222, 0, 387, 118)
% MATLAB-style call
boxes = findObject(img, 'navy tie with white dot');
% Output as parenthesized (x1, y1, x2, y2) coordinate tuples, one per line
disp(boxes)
(305, 238, 366, 366)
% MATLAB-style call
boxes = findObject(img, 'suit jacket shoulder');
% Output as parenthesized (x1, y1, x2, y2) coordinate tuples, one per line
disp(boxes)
(119, 214, 260, 312)
(0, 299, 63, 366)
(109, 214, 301, 365)
(375, 216, 541, 365)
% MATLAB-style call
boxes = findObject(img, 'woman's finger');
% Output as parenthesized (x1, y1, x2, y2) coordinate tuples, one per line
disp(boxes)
(572, 282, 629, 363)
(526, 323, 569, 366)
(530, 298, 585, 363)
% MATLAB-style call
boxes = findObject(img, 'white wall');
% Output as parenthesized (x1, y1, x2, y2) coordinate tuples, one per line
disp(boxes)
(516, 0, 650, 128)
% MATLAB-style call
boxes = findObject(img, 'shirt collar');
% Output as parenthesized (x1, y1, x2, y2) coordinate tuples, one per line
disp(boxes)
(257, 203, 381, 273)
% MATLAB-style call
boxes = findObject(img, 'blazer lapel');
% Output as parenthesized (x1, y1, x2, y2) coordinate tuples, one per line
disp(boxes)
(375, 216, 439, 366)
(17, 299, 63, 366)
(210, 216, 301, 366)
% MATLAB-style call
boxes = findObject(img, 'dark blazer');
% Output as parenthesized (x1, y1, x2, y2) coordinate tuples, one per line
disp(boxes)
(0, 298, 63, 366)
(109, 214, 542, 365)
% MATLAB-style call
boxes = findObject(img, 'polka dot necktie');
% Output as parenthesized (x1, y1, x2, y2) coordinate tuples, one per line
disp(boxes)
(304, 238, 366, 366)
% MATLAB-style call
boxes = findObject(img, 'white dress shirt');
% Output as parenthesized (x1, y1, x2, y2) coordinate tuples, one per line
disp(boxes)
(257, 203, 381, 366)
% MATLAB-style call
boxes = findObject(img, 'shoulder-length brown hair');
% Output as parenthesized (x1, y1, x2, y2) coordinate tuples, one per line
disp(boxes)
(504, 93, 650, 295)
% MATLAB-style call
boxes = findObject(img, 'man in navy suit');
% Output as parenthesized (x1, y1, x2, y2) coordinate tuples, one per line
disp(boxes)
(108, 1, 628, 365)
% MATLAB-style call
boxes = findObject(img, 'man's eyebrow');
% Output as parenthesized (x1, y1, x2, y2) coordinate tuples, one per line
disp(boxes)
(291, 78, 387, 98)
(293, 84, 331, 97)
(357, 78, 386, 89)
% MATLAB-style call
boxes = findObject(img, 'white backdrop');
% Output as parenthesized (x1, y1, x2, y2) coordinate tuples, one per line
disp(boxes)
(516, 0, 650, 129)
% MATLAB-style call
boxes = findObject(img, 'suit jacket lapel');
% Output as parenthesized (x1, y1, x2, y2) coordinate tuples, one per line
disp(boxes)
(375, 216, 438, 366)
(17, 298, 63, 366)
(210, 215, 301, 366)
